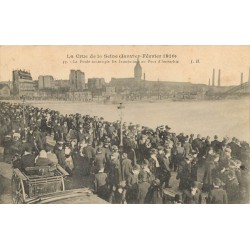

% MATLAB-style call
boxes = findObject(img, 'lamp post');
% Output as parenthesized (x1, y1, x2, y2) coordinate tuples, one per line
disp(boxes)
(117, 102, 125, 146)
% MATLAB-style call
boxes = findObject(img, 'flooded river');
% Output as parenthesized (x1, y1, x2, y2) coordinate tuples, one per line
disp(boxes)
(22, 98, 250, 142)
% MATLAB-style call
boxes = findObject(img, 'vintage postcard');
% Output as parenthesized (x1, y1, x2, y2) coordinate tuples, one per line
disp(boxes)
(0, 45, 249, 204)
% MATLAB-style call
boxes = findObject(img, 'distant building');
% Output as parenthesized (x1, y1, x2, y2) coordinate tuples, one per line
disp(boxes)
(110, 60, 143, 91)
(69, 70, 86, 91)
(105, 86, 116, 96)
(134, 59, 142, 81)
(38, 75, 69, 91)
(0, 84, 10, 97)
(88, 78, 105, 90)
(67, 91, 92, 101)
(38, 75, 54, 89)
(12, 69, 37, 96)
(0, 81, 12, 93)
(53, 79, 69, 89)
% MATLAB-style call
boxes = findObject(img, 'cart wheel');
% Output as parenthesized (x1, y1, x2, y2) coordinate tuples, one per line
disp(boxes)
(61, 177, 65, 191)
(11, 175, 25, 204)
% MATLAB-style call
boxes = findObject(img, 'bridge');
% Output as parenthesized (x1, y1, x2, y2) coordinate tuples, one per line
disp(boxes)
(219, 81, 250, 98)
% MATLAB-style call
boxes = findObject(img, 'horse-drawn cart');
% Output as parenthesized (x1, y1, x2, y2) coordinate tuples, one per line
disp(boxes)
(11, 165, 69, 204)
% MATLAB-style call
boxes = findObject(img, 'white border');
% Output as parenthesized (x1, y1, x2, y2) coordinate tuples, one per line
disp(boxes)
(1, 1, 250, 250)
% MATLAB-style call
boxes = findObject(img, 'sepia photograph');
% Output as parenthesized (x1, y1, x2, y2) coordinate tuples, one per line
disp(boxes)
(0, 45, 249, 204)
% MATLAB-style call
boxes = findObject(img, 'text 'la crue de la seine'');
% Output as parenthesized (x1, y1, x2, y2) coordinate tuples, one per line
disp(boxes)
(64, 53, 179, 64)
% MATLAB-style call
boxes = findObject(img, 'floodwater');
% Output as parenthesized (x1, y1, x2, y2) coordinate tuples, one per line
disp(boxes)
(25, 98, 250, 142)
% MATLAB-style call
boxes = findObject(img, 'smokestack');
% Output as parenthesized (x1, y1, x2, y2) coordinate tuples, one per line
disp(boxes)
(144, 73, 145, 81)
(208, 78, 211, 86)
(212, 69, 215, 86)
(218, 69, 221, 86)
(241, 72, 243, 85)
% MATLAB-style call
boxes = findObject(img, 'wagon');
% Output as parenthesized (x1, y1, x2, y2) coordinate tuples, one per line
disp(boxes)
(26, 188, 109, 204)
(11, 165, 69, 204)
(163, 188, 178, 204)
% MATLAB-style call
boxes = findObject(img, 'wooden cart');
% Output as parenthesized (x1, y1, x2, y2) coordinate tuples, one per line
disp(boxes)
(163, 188, 178, 204)
(11, 165, 69, 204)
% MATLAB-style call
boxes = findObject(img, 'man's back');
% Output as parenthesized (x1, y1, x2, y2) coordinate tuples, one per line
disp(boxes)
(21, 154, 35, 169)
(94, 172, 108, 188)
(208, 188, 228, 204)
(47, 152, 58, 165)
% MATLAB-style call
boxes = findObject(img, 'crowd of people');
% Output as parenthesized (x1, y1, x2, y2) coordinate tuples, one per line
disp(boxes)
(0, 101, 249, 204)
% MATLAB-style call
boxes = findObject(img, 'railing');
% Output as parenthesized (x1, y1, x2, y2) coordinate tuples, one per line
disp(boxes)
(219, 82, 250, 97)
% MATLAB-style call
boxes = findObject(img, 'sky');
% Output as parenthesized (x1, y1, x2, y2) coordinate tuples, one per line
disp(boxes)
(0, 45, 250, 86)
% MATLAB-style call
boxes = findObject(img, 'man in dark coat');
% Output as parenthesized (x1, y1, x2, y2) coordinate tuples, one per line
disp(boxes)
(207, 178, 228, 204)
(144, 179, 163, 204)
(182, 181, 202, 204)
(183, 138, 193, 157)
(20, 145, 35, 170)
(137, 171, 151, 204)
(202, 154, 219, 192)
(55, 144, 68, 170)
(211, 135, 221, 153)
(121, 153, 133, 181)
(158, 148, 172, 188)
(238, 165, 250, 204)
(108, 154, 122, 189)
(93, 147, 106, 173)
(94, 167, 109, 201)
(126, 164, 140, 204)
(148, 148, 160, 178)
(225, 170, 240, 204)
(82, 141, 96, 161)
(227, 137, 241, 159)
(177, 155, 192, 191)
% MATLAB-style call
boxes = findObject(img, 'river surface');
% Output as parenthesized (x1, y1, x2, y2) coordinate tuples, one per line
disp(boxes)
(15, 98, 250, 142)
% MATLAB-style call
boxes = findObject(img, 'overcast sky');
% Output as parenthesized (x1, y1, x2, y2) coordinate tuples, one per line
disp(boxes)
(0, 45, 249, 86)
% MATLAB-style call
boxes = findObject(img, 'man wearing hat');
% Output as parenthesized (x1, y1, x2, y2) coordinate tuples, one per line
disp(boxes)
(9, 132, 22, 157)
(139, 159, 155, 184)
(148, 148, 160, 178)
(182, 181, 202, 204)
(108, 152, 122, 190)
(177, 154, 193, 191)
(93, 147, 106, 173)
(19, 145, 35, 170)
(225, 170, 240, 204)
(55, 141, 69, 171)
(81, 138, 96, 175)
(121, 152, 133, 182)
(93, 167, 109, 201)
(158, 148, 172, 188)
(126, 164, 140, 204)
(218, 146, 231, 174)
(207, 178, 228, 204)
(162, 125, 171, 142)
(211, 135, 222, 153)
(144, 178, 163, 204)
(228, 137, 241, 160)
(202, 154, 219, 192)
(183, 137, 193, 157)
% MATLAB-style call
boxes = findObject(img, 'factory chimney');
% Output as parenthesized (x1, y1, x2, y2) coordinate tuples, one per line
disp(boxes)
(218, 69, 221, 86)
(212, 69, 215, 86)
